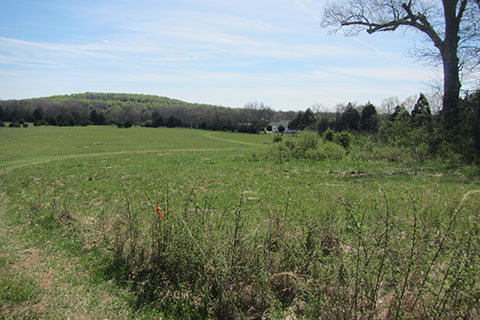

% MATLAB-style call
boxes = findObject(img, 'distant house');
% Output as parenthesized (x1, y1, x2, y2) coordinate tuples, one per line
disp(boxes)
(267, 120, 296, 133)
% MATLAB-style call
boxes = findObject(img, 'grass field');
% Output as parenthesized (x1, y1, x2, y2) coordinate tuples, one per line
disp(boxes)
(1, 126, 479, 319)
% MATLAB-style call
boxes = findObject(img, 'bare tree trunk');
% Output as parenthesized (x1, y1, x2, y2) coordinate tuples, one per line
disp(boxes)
(441, 0, 462, 129)
(442, 47, 461, 129)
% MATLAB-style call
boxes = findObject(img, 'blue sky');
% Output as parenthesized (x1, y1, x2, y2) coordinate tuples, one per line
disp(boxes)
(0, 0, 441, 110)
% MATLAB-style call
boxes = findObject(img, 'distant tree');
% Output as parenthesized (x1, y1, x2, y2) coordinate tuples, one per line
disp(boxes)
(360, 102, 379, 132)
(339, 103, 360, 131)
(152, 115, 164, 128)
(33, 107, 43, 121)
(47, 116, 57, 126)
(278, 125, 285, 133)
(289, 108, 317, 130)
(152, 110, 160, 120)
(453, 90, 480, 162)
(166, 115, 181, 128)
(390, 105, 410, 122)
(302, 108, 317, 130)
(118, 120, 132, 128)
(411, 93, 432, 125)
(380, 97, 401, 116)
(317, 117, 330, 135)
(0, 105, 5, 121)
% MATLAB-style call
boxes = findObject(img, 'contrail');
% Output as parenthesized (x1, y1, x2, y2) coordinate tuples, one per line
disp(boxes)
(290, 0, 395, 60)
(291, 0, 322, 22)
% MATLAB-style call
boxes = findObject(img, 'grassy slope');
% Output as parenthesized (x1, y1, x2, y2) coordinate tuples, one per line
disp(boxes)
(0, 127, 271, 319)
(1, 126, 479, 319)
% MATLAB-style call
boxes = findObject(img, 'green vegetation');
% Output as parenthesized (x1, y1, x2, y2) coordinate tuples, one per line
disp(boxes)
(1, 90, 479, 162)
(0, 93, 278, 133)
(1, 126, 479, 319)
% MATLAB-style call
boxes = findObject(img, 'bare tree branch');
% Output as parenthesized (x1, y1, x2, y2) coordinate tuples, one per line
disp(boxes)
(321, 0, 480, 128)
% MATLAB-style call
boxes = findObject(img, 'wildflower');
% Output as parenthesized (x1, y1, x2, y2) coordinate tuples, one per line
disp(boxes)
(155, 206, 165, 220)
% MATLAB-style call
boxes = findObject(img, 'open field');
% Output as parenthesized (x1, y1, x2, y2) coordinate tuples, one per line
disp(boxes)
(1, 126, 479, 319)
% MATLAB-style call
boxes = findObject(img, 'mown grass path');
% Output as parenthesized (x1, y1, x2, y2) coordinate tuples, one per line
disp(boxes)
(0, 126, 268, 171)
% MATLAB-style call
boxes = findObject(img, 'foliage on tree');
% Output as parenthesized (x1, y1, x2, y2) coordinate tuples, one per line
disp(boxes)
(360, 102, 379, 132)
(33, 107, 43, 121)
(339, 103, 360, 131)
(317, 117, 330, 135)
(411, 93, 432, 126)
(0, 93, 276, 133)
(453, 90, 480, 162)
(289, 108, 317, 130)
(166, 115, 182, 128)
(390, 105, 408, 122)
(90, 109, 106, 125)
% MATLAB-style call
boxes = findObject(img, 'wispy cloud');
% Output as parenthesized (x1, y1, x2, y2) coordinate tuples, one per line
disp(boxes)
(328, 66, 439, 82)
(0, 54, 56, 67)
(0, 0, 439, 108)
(291, 0, 322, 22)
(0, 36, 121, 59)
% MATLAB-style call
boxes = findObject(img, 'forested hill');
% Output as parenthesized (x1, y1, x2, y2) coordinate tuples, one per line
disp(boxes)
(0, 92, 295, 132)
(50, 92, 218, 109)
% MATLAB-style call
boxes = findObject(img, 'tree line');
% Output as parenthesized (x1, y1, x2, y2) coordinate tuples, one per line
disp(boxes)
(1, 90, 478, 162)
(0, 93, 289, 133)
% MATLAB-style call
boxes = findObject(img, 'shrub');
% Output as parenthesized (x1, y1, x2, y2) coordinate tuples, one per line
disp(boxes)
(322, 128, 335, 142)
(294, 131, 319, 153)
(322, 129, 352, 149)
(262, 131, 347, 162)
(305, 141, 346, 160)
(272, 133, 283, 143)
(117, 121, 132, 128)
(34, 120, 48, 126)
(0, 121, 5, 127)
(47, 117, 57, 126)
(333, 131, 352, 149)
(9, 122, 20, 128)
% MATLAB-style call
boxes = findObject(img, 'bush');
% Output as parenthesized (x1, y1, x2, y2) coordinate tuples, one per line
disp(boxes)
(333, 131, 352, 149)
(294, 131, 318, 153)
(272, 133, 283, 143)
(0, 121, 5, 127)
(34, 120, 48, 126)
(322, 128, 335, 142)
(322, 129, 352, 149)
(117, 121, 132, 128)
(262, 131, 347, 162)
(47, 117, 57, 126)
(305, 141, 346, 160)
(9, 122, 21, 128)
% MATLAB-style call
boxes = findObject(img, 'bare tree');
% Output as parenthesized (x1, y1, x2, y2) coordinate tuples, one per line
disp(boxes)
(322, 0, 480, 128)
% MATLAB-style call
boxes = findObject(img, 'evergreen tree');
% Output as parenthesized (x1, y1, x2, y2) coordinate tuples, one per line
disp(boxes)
(360, 102, 379, 132)
(411, 93, 432, 125)
(339, 103, 360, 131)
